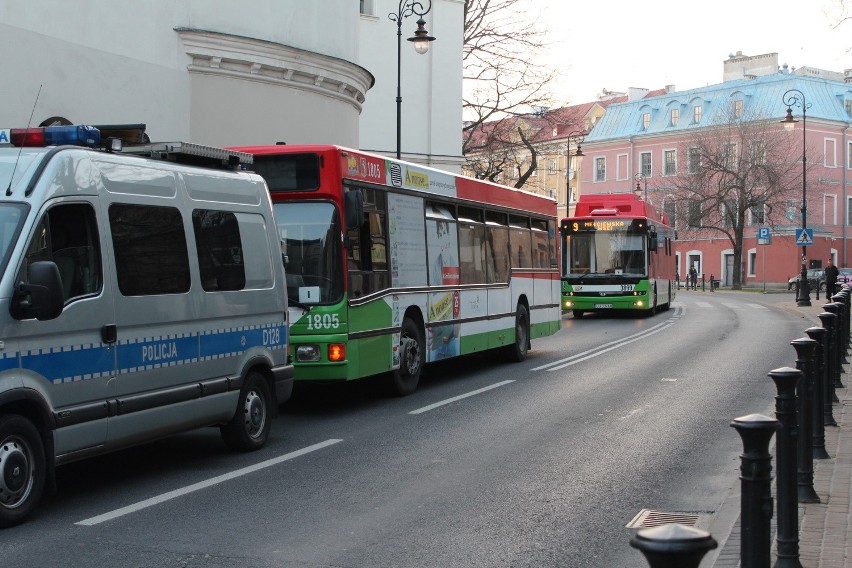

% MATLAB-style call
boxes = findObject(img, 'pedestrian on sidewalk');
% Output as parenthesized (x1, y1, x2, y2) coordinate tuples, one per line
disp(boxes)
(688, 266, 697, 290)
(825, 258, 839, 297)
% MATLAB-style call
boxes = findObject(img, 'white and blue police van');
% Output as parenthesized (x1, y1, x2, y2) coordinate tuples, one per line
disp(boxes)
(0, 124, 293, 527)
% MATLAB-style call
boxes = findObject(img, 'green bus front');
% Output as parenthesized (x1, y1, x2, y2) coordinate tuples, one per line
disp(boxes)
(561, 218, 657, 315)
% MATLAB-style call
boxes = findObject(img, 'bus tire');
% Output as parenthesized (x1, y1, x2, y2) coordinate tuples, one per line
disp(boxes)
(572, 310, 584, 318)
(505, 304, 530, 362)
(221, 371, 272, 452)
(389, 317, 424, 396)
(0, 414, 46, 528)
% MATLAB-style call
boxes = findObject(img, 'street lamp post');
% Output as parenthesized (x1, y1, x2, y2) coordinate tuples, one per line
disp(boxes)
(635, 172, 648, 202)
(389, 1, 435, 160)
(782, 89, 811, 307)
(565, 131, 584, 214)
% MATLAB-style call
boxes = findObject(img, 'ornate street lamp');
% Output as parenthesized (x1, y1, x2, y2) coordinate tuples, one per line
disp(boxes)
(565, 131, 584, 212)
(781, 88, 811, 307)
(635, 172, 648, 202)
(389, 1, 436, 159)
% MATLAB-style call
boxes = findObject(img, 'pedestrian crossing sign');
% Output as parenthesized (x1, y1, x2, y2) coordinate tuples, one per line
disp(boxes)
(795, 228, 814, 246)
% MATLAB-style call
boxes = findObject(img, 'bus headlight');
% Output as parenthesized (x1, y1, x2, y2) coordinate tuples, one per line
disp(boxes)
(563, 299, 574, 309)
(295, 344, 321, 362)
(635, 300, 645, 308)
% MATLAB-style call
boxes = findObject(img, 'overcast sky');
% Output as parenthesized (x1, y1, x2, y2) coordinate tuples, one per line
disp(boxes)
(531, 0, 851, 105)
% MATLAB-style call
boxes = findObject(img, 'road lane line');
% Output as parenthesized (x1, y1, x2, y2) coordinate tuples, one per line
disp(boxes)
(533, 312, 680, 372)
(542, 322, 675, 371)
(75, 439, 343, 526)
(408, 380, 515, 415)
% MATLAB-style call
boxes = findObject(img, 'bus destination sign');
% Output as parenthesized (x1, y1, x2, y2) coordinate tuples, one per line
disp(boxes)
(561, 219, 644, 233)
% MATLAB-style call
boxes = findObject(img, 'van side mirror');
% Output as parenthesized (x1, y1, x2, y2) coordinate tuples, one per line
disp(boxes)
(10, 261, 64, 321)
(344, 189, 365, 230)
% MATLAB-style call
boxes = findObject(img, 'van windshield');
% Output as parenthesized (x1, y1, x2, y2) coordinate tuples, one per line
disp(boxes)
(0, 149, 43, 192)
(0, 203, 29, 277)
(273, 201, 342, 305)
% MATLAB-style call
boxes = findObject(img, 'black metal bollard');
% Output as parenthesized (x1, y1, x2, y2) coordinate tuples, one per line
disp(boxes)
(731, 413, 779, 568)
(833, 292, 851, 359)
(824, 303, 846, 388)
(804, 326, 833, 453)
(790, 338, 820, 503)
(818, 311, 841, 403)
(767, 368, 804, 568)
(630, 523, 718, 568)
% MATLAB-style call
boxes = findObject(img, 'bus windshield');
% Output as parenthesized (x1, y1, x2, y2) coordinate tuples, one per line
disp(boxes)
(273, 201, 342, 305)
(566, 230, 647, 277)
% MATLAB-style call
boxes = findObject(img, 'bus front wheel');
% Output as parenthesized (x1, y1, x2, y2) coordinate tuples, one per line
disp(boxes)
(388, 317, 424, 396)
(572, 310, 584, 318)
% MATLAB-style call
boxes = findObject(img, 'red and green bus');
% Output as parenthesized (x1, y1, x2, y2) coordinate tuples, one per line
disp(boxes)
(560, 193, 677, 317)
(232, 145, 562, 395)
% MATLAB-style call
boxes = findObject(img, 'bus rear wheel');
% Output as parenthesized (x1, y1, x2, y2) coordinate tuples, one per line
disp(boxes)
(388, 317, 424, 396)
(504, 304, 530, 362)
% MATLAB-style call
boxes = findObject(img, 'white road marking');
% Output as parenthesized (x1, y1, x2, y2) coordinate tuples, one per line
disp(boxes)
(409, 380, 515, 414)
(533, 308, 682, 372)
(695, 301, 713, 308)
(75, 439, 343, 526)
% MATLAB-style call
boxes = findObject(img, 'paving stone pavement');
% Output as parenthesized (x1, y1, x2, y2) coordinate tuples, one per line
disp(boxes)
(707, 293, 852, 568)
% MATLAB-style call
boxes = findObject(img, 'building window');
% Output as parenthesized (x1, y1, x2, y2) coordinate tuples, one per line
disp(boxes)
(750, 140, 765, 166)
(748, 250, 757, 277)
(360, 0, 375, 15)
(848, 196, 852, 226)
(663, 200, 676, 229)
(595, 157, 606, 181)
(688, 147, 701, 173)
(664, 150, 676, 175)
(846, 99, 852, 116)
(693, 105, 702, 123)
(640, 152, 652, 177)
(734, 99, 744, 118)
(824, 194, 837, 225)
(723, 142, 738, 170)
(825, 139, 837, 168)
(642, 113, 651, 129)
(670, 108, 679, 126)
(848, 141, 852, 169)
(547, 159, 556, 174)
(688, 201, 701, 228)
(750, 201, 765, 225)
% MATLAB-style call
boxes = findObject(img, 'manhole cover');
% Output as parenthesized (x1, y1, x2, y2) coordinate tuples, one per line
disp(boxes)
(626, 509, 701, 529)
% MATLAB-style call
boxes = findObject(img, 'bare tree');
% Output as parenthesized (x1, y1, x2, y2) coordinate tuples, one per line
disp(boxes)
(462, 0, 557, 185)
(667, 103, 813, 289)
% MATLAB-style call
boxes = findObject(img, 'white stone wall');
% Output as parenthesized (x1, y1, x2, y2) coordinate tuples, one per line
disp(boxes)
(0, 0, 463, 164)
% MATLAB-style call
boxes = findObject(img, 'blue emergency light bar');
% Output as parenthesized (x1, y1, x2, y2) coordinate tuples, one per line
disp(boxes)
(9, 125, 101, 147)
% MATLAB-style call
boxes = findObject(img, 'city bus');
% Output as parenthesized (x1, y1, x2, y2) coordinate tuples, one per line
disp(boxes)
(232, 145, 562, 395)
(560, 192, 676, 317)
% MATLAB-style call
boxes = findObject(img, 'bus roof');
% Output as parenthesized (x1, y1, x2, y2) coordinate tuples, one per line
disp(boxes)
(230, 144, 557, 218)
(571, 193, 669, 226)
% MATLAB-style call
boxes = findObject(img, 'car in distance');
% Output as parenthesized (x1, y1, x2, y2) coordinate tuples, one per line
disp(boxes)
(788, 268, 825, 292)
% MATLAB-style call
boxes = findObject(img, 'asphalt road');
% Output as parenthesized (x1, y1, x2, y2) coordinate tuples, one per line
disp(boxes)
(5, 290, 810, 568)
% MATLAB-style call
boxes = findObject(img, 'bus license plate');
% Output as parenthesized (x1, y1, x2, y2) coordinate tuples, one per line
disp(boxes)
(594, 303, 613, 309)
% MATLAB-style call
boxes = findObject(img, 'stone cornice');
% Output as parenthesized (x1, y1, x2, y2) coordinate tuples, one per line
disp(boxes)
(175, 28, 374, 112)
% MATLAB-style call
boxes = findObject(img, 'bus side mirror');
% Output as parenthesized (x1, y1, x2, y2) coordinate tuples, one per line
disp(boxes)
(344, 189, 365, 230)
(648, 231, 658, 251)
(10, 261, 64, 321)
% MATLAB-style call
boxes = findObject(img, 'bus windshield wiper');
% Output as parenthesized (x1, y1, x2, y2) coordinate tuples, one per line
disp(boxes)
(288, 299, 311, 313)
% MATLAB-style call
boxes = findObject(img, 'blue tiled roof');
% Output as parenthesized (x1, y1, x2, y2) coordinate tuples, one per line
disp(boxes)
(585, 73, 852, 143)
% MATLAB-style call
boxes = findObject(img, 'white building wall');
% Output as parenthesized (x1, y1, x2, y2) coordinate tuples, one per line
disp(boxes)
(358, 0, 464, 171)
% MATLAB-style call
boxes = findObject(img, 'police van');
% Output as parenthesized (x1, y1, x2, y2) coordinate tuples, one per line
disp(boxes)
(0, 125, 293, 527)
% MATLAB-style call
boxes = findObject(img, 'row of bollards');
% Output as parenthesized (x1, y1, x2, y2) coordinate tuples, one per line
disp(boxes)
(629, 286, 852, 568)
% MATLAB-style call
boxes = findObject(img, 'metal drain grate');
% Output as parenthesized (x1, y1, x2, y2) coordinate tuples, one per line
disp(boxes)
(625, 509, 701, 529)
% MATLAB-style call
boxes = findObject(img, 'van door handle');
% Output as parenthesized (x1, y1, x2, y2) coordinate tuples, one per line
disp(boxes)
(101, 324, 117, 344)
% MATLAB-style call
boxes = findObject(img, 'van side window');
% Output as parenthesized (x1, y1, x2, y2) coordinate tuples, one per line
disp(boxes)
(23, 203, 102, 303)
(109, 204, 190, 296)
(192, 210, 246, 291)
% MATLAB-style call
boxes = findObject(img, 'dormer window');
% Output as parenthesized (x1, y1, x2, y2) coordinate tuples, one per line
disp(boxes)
(734, 99, 744, 118)
(670, 108, 679, 126)
(642, 113, 651, 129)
(693, 105, 702, 123)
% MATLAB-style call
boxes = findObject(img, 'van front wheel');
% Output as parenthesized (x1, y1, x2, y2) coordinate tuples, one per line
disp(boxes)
(0, 415, 46, 528)
(221, 371, 272, 452)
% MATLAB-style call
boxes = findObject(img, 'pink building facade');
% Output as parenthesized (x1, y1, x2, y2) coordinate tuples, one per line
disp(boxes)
(578, 68, 852, 290)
